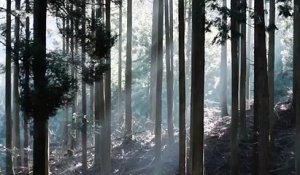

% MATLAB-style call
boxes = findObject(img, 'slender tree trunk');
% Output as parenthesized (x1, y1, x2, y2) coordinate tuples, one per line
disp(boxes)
(6, 0, 13, 174)
(65, 2, 71, 149)
(23, 0, 31, 171)
(155, 0, 163, 168)
(230, 0, 240, 174)
(12, 0, 21, 169)
(90, 0, 95, 127)
(118, 1, 123, 123)
(240, 0, 247, 139)
(90, 84, 94, 118)
(94, 1, 104, 171)
(294, 0, 300, 173)
(169, 0, 175, 143)
(94, 82, 101, 170)
(150, 0, 158, 123)
(254, 0, 270, 174)
(61, 15, 69, 151)
(70, 4, 77, 150)
(81, 1, 87, 173)
(220, 0, 228, 117)
(165, 0, 174, 144)
(268, 0, 275, 150)
(103, 1, 112, 174)
(190, 0, 205, 174)
(94, 79, 105, 171)
(186, 2, 192, 174)
(178, 0, 186, 173)
(33, 0, 48, 173)
(125, 0, 133, 140)
(246, 0, 253, 104)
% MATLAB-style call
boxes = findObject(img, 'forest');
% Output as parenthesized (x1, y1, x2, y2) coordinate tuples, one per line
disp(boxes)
(0, 0, 299, 174)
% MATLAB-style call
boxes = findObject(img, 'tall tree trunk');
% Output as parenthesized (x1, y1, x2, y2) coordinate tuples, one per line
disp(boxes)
(294, 0, 300, 173)
(125, 0, 133, 139)
(254, 0, 270, 174)
(165, 0, 174, 144)
(23, 0, 31, 171)
(118, 1, 123, 123)
(63, 1, 70, 150)
(70, 3, 77, 150)
(268, 0, 275, 150)
(103, 0, 112, 174)
(190, 0, 205, 174)
(230, 0, 240, 174)
(81, 1, 87, 173)
(33, 0, 48, 174)
(90, 84, 94, 118)
(155, 0, 163, 168)
(186, 2, 192, 174)
(240, 0, 247, 139)
(150, 0, 158, 122)
(90, 0, 95, 130)
(178, 0, 186, 173)
(169, 0, 174, 143)
(220, 0, 228, 117)
(6, 0, 13, 174)
(94, 1, 104, 170)
(246, 0, 253, 104)
(94, 79, 105, 171)
(61, 15, 68, 151)
(13, 0, 21, 168)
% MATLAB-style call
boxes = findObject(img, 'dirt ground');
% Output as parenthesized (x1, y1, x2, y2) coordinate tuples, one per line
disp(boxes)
(49, 102, 296, 175)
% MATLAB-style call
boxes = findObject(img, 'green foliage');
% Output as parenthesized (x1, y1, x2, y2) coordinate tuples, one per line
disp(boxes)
(82, 22, 117, 84)
(207, 0, 247, 44)
(50, 0, 117, 84)
(19, 51, 78, 119)
(277, 0, 293, 17)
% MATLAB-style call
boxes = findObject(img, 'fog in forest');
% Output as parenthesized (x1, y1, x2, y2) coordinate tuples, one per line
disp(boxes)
(0, 0, 298, 174)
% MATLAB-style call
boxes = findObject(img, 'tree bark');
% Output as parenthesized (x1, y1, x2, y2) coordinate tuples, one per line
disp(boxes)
(165, 0, 174, 144)
(240, 0, 247, 139)
(230, 0, 240, 174)
(190, 0, 205, 174)
(6, 0, 13, 173)
(155, 0, 163, 168)
(150, 0, 158, 122)
(23, 0, 31, 171)
(220, 0, 228, 117)
(70, 3, 77, 150)
(254, 0, 270, 174)
(294, 0, 300, 173)
(246, 0, 253, 106)
(33, 0, 48, 173)
(13, 0, 21, 168)
(178, 0, 186, 173)
(81, 1, 87, 173)
(94, 1, 104, 171)
(103, 0, 112, 173)
(125, 0, 133, 140)
(118, 1, 123, 123)
(268, 0, 275, 149)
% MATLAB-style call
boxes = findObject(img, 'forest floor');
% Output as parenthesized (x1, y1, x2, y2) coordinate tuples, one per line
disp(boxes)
(205, 100, 295, 175)
(48, 101, 296, 175)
